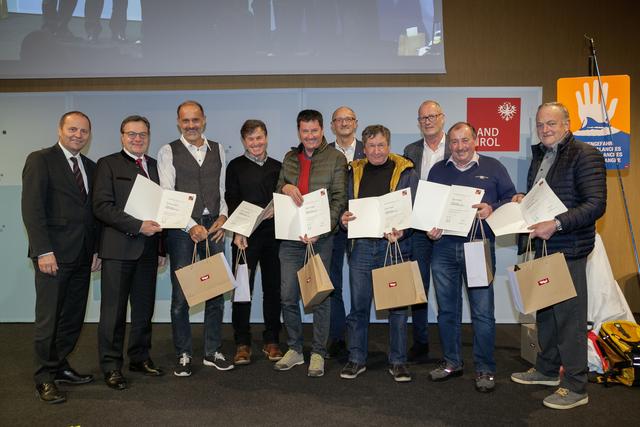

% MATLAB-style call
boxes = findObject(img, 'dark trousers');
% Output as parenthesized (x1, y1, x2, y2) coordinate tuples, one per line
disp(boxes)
(98, 238, 158, 373)
(535, 256, 588, 394)
(410, 231, 433, 346)
(231, 228, 281, 346)
(84, 0, 128, 36)
(328, 228, 347, 341)
(41, 0, 78, 32)
(33, 250, 91, 384)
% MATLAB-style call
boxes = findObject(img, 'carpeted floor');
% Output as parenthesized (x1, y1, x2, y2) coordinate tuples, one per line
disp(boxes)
(0, 323, 638, 426)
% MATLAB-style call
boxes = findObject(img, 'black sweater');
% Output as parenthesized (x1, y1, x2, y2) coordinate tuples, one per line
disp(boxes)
(225, 155, 282, 234)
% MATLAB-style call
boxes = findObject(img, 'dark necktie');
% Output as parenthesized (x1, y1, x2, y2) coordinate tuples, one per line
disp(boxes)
(135, 157, 149, 178)
(70, 157, 87, 202)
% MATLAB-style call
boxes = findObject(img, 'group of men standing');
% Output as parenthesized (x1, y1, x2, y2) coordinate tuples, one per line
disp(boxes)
(22, 98, 606, 410)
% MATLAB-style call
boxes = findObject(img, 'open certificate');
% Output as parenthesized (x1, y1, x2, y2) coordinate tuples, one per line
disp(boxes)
(273, 188, 331, 240)
(411, 180, 485, 237)
(223, 200, 273, 237)
(486, 178, 567, 236)
(348, 188, 413, 238)
(124, 175, 196, 229)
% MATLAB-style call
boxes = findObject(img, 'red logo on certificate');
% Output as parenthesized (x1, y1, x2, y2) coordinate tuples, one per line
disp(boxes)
(467, 98, 521, 152)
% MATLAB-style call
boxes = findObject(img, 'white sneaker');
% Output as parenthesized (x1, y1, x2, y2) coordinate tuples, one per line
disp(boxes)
(307, 353, 325, 377)
(274, 349, 304, 371)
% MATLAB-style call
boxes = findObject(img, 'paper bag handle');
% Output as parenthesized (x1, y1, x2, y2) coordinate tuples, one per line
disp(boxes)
(191, 238, 210, 264)
(234, 247, 248, 274)
(469, 215, 488, 242)
(523, 235, 547, 262)
(383, 240, 405, 266)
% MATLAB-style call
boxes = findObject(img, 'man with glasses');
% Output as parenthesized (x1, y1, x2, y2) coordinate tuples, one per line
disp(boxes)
(93, 115, 165, 390)
(327, 106, 365, 358)
(402, 100, 450, 363)
(158, 100, 233, 377)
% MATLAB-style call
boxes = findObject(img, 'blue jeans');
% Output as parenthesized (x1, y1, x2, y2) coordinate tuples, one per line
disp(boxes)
(167, 215, 225, 358)
(328, 229, 348, 341)
(279, 237, 333, 357)
(346, 238, 410, 365)
(410, 231, 433, 346)
(431, 237, 496, 373)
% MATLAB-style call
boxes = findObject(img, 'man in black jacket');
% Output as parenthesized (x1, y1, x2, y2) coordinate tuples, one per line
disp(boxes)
(93, 115, 165, 390)
(510, 102, 606, 410)
(22, 111, 100, 404)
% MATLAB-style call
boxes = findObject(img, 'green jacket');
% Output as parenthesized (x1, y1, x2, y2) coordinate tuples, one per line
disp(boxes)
(276, 138, 348, 235)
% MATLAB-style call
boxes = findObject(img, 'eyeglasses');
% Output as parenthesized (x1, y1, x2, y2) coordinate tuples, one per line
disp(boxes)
(332, 117, 356, 124)
(124, 132, 148, 139)
(418, 113, 443, 123)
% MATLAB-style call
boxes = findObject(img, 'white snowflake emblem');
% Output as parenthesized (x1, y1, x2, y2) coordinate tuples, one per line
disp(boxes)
(497, 102, 517, 121)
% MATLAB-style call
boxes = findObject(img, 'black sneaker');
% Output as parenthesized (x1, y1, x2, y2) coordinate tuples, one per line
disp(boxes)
(203, 352, 235, 371)
(407, 342, 430, 364)
(429, 361, 463, 382)
(174, 353, 192, 377)
(475, 372, 495, 393)
(326, 339, 347, 359)
(388, 364, 412, 382)
(340, 361, 366, 379)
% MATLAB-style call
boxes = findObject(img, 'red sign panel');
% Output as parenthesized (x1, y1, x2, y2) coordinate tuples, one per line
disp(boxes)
(466, 98, 521, 152)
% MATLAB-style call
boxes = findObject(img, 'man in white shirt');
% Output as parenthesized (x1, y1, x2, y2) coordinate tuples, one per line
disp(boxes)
(157, 100, 232, 377)
(402, 100, 450, 363)
(327, 106, 365, 358)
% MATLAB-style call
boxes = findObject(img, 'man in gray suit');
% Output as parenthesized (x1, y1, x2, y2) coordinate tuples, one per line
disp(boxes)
(402, 100, 449, 363)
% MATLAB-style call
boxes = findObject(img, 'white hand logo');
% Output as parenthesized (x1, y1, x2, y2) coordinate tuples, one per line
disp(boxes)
(575, 80, 618, 127)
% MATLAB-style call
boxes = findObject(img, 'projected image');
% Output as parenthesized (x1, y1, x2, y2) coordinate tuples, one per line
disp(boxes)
(0, 0, 444, 78)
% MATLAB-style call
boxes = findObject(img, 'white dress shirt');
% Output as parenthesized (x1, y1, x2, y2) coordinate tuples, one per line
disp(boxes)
(421, 133, 446, 180)
(58, 141, 88, 191)
(334, 137, 357, 163)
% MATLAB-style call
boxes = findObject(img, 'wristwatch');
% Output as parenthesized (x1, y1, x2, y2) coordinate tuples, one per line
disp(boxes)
(554, 218, 563, 232)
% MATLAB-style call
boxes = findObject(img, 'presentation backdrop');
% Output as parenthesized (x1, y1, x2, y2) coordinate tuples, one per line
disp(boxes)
(0, 86, 541, 324)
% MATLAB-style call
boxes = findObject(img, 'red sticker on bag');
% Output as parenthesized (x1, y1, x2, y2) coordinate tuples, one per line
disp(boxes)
(388, 281, 397, 288)
(200, 275, 210, 282)
(537, 278, 549, 286)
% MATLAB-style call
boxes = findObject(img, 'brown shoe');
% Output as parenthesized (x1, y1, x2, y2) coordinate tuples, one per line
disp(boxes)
(262, 343, 283, 361)
(234, 345, 252, 365)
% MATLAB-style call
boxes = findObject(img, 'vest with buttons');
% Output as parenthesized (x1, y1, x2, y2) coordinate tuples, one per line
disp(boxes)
(169, 139, 221, 219)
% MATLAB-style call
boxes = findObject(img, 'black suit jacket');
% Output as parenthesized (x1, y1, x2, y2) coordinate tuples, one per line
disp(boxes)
(329, 139, 366, 162)
(22, 143, 98, 263)
(93, 151, 161, 261)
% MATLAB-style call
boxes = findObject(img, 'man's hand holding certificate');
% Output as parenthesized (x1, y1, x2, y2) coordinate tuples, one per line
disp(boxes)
(124, 175, 196, 229)
(485, 178, 567, 236)
(411, 180, 485, 237)
(223, 200, 273, 237)
(274, 188, 331, 241)
(347, 188, 413, 238)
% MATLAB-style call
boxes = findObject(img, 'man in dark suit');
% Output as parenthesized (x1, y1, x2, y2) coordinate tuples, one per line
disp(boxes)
(327, 106, 365, 358)
(93, 115, 165, 390)
(22, 111, 100, 404)
(402, 100, 450, 363)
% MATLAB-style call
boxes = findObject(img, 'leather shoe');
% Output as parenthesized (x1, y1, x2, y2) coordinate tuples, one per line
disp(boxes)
(54, 368, 94, 385)
(104, 370, 128, 390)
(129, 359, 164, 376)
(234, 345, 252, 365)
(262, 343, 283, 361)
(36, 382, 66, 404)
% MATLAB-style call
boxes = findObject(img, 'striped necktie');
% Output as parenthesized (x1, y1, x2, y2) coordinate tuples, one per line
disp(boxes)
(70, 157, 87, 202)
(135, 157, 149, 178)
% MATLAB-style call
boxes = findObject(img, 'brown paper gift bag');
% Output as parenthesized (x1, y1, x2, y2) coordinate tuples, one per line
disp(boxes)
(464, 218, 494, 287)
(297, 243, 334, 310)
(175, 240, 234, 307)
(372, 241, 427, 311)
(507, 238, 577, 314)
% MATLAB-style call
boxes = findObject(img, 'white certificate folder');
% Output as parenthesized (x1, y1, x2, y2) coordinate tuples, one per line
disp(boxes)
(124, 175, 196, 229)
(348, 188, 413, 238)
(274, 188, 331, 241)
(411, 180, 484, 237)
(223, 200, 273, 237)
(486, 178, 567, 236)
